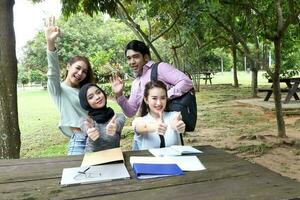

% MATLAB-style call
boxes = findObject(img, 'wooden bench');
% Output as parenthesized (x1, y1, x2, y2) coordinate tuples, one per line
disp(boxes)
(258, 88, 290, 92)
(258, 88, 299, 101)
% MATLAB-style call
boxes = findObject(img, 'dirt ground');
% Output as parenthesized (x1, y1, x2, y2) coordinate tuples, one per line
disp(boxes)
(185, 100, 300, 182)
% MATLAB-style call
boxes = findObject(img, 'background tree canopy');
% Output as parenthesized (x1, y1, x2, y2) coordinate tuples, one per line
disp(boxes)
(20, 13, 136, 83)
(21, 0, 300, 87)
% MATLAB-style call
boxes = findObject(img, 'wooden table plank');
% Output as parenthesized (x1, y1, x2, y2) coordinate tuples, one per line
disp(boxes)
(0, 146, 234, 183)
(0, 146, 299, 200)
(82, 176, 300, 200)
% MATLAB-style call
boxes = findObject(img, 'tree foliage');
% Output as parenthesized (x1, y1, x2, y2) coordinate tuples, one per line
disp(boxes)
(21, 0, 300, 140)
(20, 13, 135, 83)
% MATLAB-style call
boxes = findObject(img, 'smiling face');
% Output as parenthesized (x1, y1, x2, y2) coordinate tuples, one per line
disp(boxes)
(65, 60, 88, 87)
(126, 49, 149, 76)
(86, 86, 106, 109)
(144, 87, 167, 118)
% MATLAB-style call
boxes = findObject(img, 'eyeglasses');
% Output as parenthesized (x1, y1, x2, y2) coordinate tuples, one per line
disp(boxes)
(73, 166, 101, 181)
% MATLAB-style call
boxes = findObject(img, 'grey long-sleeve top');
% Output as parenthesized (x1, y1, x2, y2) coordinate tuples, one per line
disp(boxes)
(47, 50, 88, 137)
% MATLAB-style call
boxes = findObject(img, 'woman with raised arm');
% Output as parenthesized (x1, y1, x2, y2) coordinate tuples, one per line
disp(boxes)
(45, 16, 95, 155)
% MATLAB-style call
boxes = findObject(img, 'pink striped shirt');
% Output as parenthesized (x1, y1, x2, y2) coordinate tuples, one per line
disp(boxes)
(117, 61, 193, 117)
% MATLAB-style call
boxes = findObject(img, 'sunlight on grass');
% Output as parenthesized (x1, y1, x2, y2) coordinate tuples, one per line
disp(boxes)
(212, 71, 269, 86)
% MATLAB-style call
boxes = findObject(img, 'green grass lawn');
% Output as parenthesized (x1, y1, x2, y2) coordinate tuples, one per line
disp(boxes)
(17, 71, 269, 158)
(211, 71, 269, 86)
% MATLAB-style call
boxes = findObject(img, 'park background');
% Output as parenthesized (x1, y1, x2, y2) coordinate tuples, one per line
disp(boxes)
(1, 0, 300, 182)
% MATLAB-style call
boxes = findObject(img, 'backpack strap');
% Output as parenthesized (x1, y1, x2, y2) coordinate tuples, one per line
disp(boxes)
(150, 62, 160, 81)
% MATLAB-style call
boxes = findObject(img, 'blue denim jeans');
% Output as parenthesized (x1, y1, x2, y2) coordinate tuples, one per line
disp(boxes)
(132, 140, 140, 151)
(67, 132, 87, 155)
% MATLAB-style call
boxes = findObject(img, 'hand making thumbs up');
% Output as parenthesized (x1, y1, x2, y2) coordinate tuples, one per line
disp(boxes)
(171, 112, 186, 133)
(84, 118, 100, 141)
(106, 115, 117, 136)
(156, 111, 167, 135)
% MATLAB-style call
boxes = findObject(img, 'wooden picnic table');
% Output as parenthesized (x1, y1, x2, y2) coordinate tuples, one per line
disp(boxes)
(1, 145, 300, 199)
(259, 77, 300, 103)
(200, 71, 213, 85)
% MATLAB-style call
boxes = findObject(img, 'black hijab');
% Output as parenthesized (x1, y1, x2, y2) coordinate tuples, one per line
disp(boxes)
(79, 83, 114, 124)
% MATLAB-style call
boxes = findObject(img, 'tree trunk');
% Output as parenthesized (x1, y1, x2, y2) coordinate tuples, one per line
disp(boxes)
(273, 38, 286, 138)
(251, 67, 258, 97)
(172, 47, 180, 68)
(231, 45, 239, 87)
(250, 59, 258, 97)
(0, 0, 21, 158)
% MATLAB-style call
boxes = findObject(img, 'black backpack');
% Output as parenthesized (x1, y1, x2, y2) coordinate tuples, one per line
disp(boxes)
(150, 62, 197, 132)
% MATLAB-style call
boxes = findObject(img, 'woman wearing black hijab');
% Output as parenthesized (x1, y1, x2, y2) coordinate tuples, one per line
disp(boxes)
(79, 83, 126, 152)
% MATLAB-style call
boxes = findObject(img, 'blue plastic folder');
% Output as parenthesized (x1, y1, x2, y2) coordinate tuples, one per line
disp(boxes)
(132, 163, 184, 179)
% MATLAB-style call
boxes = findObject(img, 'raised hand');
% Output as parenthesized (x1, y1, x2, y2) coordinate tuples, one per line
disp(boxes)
(156, 111, 167, 135)
(84, 118, 100, 141)
(44, 16, 60, 51)
(110, 74, 124, 98)
(106, 115, 117, 136)
(172, 112, 186, 133)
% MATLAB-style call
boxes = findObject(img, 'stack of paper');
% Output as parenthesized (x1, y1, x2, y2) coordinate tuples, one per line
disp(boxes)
(60, 148, 130, 187)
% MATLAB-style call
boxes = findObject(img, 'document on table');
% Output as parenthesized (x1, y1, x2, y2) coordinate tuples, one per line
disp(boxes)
(132, 163, 184, 179)
(81, 147, 124, 167)
(130, 156, 206, 171)
(169, 156, 206, 171)
(60, 163, 130, 187)
(149, 145, 203, 157)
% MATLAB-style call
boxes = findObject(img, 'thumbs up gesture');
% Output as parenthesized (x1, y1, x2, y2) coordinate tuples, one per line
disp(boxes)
(172, 112, 186, 133)
(84, 118, 100, 141)
(156, 111, 167, 135)
(106, 115, 117, 136)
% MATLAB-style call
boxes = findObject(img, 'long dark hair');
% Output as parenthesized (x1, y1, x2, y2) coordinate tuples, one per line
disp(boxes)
(140, 80, 168, 117)
(65, 55, 95, 87)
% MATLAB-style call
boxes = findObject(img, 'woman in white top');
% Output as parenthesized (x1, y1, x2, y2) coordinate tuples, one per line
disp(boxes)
(132, 80, 186, 150)
(45, 16, 95, 155)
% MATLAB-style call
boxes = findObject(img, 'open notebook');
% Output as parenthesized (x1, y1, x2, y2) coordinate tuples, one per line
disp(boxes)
(149, 145, 202, 157)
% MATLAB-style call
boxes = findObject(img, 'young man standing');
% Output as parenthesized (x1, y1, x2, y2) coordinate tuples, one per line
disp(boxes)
(111, 40, 193, 117)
